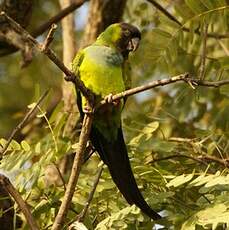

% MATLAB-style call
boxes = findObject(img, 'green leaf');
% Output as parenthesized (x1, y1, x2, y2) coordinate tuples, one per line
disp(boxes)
(10, 140, 21, 151)
(159, 15, 181, 29)
(141, 121, 159, 140)
(139, 2, 148, 11)
(189, 171, 221, 187)
(150, 139, 176, 152)
(199, 0, 215, 9)
(128, 121, 159, 147)
(205, 175, 229, 187)
(35, 142, 41, 154)
(220, 85, 229, 97)
(182, 203, 229, 230)
(49, 101, 64, 124)
(97, 180, 116, 192)
(70, 222, 88, 230)
(151, 29, 172, 49)
(53, 113, 68, 136)
(95, 205, 142, 230)
(185, 0, 207, 14)
(167, 173, 194, 187)
(21, 140, 30, 151)
(0, 138, 7, 148)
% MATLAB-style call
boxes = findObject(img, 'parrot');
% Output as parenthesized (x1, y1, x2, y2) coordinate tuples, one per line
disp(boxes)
(72, 22, 161, 220)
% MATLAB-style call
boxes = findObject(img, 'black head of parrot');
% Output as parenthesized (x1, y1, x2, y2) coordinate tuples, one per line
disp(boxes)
(96, 22, 141, 59)
(116, 22, 141, 58)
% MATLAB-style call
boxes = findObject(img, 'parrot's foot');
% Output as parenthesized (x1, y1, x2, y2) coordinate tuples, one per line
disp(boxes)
(83, 106, 94, 114)
(104, 93, 113, 103)
(104, 94, 120, 106)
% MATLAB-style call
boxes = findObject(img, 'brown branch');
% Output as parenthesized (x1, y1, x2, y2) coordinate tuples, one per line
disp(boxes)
(0, 174, 39, 230)
(31, 0, 87, 37)
(146, 0, 229, 39)
(98, 73, 190, 107)
(199, 155, 229, 168)
(199, 23, 208, 80)
(0, 12, 94, 104)
(77, 164, 104, 222)
(98, 74, 229, 108)
(51, 113, 93, 230)
(0, 89, 49, 159)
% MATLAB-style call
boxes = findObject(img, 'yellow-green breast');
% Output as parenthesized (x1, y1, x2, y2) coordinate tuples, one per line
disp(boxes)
(79, 45, 125, 99)
(79, 45, 125, 139)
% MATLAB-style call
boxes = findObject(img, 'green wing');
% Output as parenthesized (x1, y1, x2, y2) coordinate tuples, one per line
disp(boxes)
(71, 49, 85, 75)
(71, 50, 85, 117)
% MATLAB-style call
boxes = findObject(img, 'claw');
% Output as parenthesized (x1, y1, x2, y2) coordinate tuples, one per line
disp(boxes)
(104, 93, 113, 104)
(104, 93, 120, 106)
(83, 106, 94, 114)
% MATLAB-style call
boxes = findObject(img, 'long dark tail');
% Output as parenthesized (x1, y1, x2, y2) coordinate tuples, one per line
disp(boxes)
(90, 126, 161, 220)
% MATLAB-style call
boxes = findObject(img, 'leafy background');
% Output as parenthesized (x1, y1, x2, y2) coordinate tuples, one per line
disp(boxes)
(0, 0, 229, 229)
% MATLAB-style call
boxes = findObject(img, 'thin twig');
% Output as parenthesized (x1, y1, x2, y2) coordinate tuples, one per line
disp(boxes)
(98, 73, 190, 107)
(51, 113, 93, 230)
(41, 24, 58, 51)
(199, 23, 208, 80)
(0, 174, 39, 230)
(199, 155, 229, 168)
(146, 0, 229, 39)
(77, 164, 104, 222)
(31, 0, 87, 37)
(0, 89, 49, 158)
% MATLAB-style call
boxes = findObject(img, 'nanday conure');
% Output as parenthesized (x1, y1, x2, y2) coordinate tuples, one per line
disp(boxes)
(72, 22, 161, 220)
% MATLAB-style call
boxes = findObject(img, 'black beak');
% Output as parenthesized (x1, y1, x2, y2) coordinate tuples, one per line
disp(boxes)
(127, 37, 140, 52)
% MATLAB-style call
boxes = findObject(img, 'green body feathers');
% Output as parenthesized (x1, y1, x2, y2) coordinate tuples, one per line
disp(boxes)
(72, 45, 125, 140)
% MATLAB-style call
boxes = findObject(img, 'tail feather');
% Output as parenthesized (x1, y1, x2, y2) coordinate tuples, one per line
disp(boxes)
(90, 126, 161, 220)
